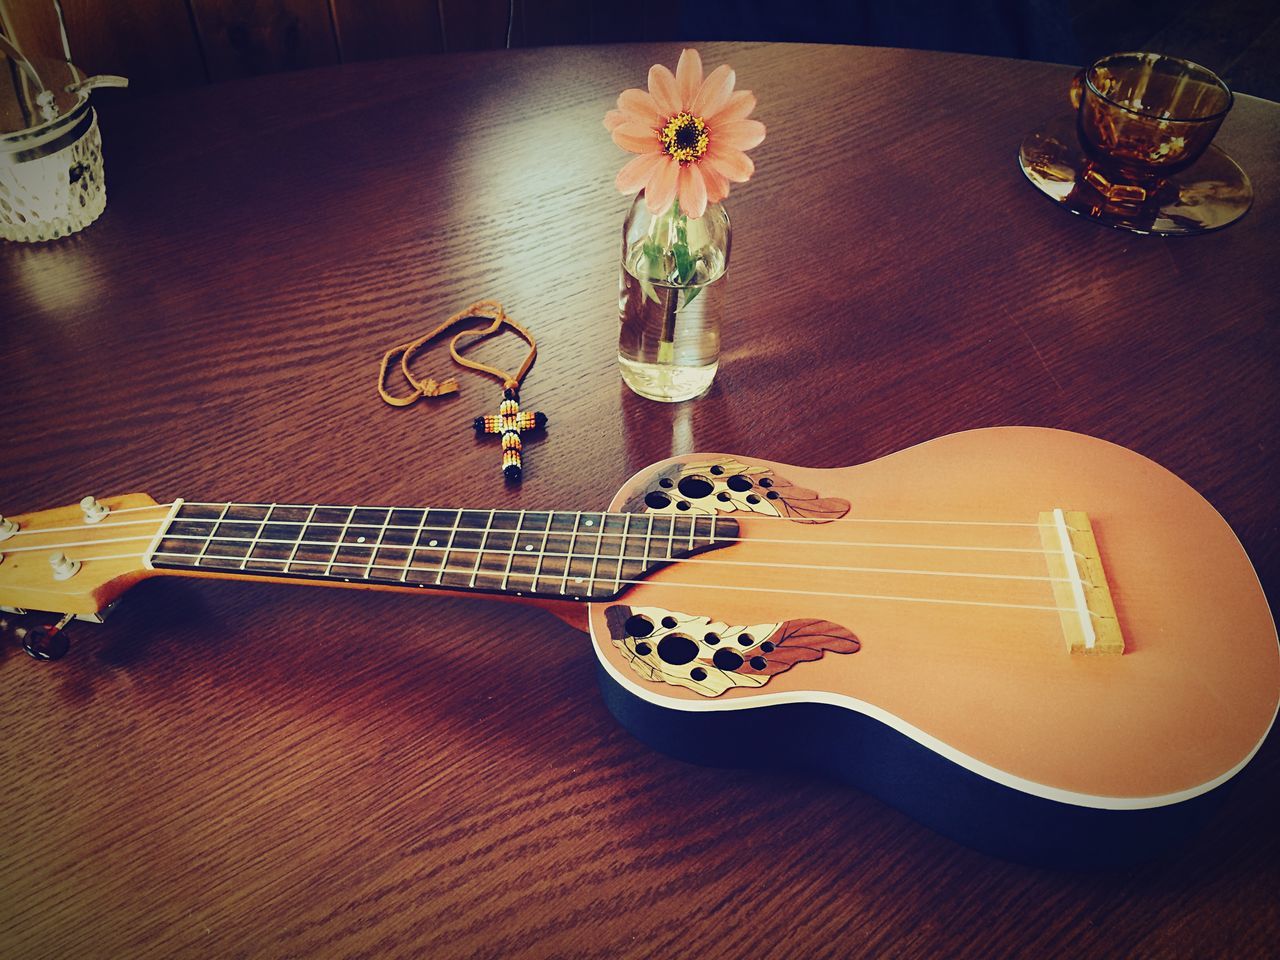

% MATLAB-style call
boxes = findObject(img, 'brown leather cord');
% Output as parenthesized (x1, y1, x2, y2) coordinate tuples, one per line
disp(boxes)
(377, 300, 537, 406)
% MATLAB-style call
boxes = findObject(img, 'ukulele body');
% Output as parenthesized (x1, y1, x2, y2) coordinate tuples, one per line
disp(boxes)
(586, 427, 1279, 865)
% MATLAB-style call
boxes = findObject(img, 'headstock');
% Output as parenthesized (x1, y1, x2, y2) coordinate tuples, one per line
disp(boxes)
(0, 494, 164, 618)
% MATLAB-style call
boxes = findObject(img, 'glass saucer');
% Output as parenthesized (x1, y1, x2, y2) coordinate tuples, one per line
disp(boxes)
(1018, 114, 1253, 236)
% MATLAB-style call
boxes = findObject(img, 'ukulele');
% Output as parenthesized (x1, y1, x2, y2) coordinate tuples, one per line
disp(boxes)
(2, 427, 1275, 866)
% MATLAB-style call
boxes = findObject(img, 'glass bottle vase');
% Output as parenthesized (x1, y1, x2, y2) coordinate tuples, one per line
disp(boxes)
(617, 192, 731, 402)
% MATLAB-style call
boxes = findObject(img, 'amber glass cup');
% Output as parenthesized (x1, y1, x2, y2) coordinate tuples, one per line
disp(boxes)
(1070, 52, 1233, 205)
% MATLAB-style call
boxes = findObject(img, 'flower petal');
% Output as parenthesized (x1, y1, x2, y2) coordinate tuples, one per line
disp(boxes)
(707, 90, 756, 124)
(700, 162, 730, 203)
(644, 156, 680, 215)
(692, 64, 735, 119)
(612, 122, 659, 154)
(678, 164, 709, 219)
(603, 109, 627, 132)
(618, 88, 661, 126)
(647, 63, 681, 116)
(616, 151, 667, 194)
(706, 142, 755, 182)
(712, 118, 766, 151)
(676, 49, 703, 106)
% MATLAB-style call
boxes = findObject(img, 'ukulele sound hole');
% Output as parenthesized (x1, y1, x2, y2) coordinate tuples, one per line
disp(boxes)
(657, 634, 699, 665)
(624, 614, 654, 637)
(676, 475, 714, 499)
(712, 648, 743, 671)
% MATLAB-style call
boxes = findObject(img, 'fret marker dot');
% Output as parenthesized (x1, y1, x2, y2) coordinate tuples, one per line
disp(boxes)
(429, 540, 439, 547)
(357, 536, 366, 543)
(585, 520, 595, 526)
(525, 544, 534, 551)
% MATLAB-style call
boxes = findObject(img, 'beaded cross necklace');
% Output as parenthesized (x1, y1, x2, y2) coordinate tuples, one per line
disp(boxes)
(377, 300, 546, 482)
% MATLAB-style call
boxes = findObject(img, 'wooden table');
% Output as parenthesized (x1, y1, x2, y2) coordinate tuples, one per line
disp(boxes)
(2, 42, 1277, 959)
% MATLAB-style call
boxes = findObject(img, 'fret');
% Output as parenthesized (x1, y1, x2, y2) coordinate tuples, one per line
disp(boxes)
(396, 509, 459, 586)
(541, 511, 578, 595)
(432, 509, 463, 586)
(519, 512, 555, 593)
(280, 505, 316, 572)
(360, 508, 395, 580)
(399, 509, 431, 583)
(513, 511, 553, 593)
(467, 509, 497, 589)
(367, 508, 426, 583)
(287, 506, 350, 574)
(196, 502, 240, 569)
(596, 513, 629, 594)
(472, 510, 521, 592)
(152, 502, 224, 566)
(439, 510, 491, 589)
(243, 505, 310, 573)
(324, 507, 357, 576)
(326, 507, 383, 579)
(237, 504, 273, 570)
(183, 502, 226, 565)
(498, 512, 522, 592)
(635, 512, 672, 563)
(178, 505, 266, 572)
(618, 512, 651, 587)
(564, 513, 603, 598)
(585, 512, 611, 599)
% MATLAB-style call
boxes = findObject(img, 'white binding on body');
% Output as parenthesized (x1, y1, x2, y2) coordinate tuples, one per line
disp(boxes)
(588, 630, 1271, 811)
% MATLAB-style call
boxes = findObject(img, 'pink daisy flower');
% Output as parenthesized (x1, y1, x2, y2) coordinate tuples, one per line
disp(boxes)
(604, 48, 765, 219)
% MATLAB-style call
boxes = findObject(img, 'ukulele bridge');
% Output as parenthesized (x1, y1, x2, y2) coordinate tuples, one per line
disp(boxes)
(1039, 510, 1124, 655)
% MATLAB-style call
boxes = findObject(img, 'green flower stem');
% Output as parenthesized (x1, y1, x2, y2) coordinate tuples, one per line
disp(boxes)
(641, 200, 702, 364)
(658, 286, 677, 365)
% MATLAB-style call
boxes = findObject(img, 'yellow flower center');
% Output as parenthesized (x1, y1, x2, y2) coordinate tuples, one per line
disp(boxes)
(659, 112, 709, 164)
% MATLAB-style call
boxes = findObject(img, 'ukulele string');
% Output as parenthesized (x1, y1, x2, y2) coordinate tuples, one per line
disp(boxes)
(125, 544, 1084, 586)
(0, 502, 1080, 542)
(49, 507, 1075, 558)
(47, 541, 1095, 616)
(1, 502, 182, 538)
(709, 513, 1061, 529)
(2, 531, 168, 554)
(16, 525, 1084, 569)
(0, 527, 1080, 563)
(42, 527, 1100, 614)
(3, 511, 1093, 579)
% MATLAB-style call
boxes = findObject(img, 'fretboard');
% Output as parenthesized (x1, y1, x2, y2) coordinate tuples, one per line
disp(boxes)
(147, 502, 736, 601)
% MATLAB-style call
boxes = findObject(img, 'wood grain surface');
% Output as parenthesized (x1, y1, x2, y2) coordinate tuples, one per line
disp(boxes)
(1, 42, 1278, 959)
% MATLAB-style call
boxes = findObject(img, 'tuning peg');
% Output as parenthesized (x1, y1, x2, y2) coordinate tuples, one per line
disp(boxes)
(0, 516, 17, 541)
(1, 614, 72, 662)
(25, 615, 73, 661)
(81, 496, 109, 523)
(50, 552, 81, 581)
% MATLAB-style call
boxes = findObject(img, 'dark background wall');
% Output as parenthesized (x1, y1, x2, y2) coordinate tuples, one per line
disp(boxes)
(2, 0, 1277, 101)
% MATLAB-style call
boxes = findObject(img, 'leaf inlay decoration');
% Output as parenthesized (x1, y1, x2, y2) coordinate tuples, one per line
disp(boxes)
(606, 605, 860, 697)
(623, 457, 850, 524)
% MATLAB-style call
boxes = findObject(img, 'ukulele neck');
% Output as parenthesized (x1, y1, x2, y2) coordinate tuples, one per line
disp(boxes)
(148, 501, 735, 601)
